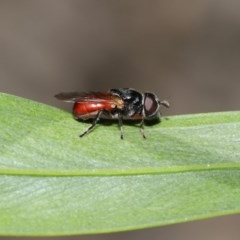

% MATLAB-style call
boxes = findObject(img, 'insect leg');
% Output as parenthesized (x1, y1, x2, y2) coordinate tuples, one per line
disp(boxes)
(139, 119, 146, 139)
(79, 110, 103, 138)
(118, 113, 124, 139)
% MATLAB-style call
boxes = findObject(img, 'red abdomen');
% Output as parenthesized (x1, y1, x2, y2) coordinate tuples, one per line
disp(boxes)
(73, 102, 113, 119)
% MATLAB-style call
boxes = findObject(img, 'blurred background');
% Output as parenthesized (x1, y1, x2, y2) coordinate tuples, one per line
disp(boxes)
(0, 0, 239, 239)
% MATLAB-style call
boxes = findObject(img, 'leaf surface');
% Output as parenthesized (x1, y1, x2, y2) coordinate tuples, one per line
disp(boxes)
(0, 92, 240, 236)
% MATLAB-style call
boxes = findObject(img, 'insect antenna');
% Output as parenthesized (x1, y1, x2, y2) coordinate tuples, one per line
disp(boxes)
(158, 100, 170, 108)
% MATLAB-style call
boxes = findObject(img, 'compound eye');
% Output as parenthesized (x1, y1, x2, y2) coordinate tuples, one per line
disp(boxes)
(144, 93, 159, 117)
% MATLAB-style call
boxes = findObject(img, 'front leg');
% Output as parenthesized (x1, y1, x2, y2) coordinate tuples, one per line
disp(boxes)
(139, 119, 146, 139)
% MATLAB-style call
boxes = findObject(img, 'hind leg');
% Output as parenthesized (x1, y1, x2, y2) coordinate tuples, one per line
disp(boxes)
(79, 110, 103, 138)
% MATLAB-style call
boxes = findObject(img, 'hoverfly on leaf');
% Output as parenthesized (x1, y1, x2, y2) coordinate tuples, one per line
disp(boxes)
(55, 88, 169, 139)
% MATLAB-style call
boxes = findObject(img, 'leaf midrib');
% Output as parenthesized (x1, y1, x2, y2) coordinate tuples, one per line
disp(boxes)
(1, 163, 240, 177)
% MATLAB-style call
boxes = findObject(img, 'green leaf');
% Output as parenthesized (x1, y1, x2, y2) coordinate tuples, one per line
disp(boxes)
(0, 92, 240, 236)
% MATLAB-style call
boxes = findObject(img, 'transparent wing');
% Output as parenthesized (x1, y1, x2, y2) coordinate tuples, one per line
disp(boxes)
(55, 92, 118, 103)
